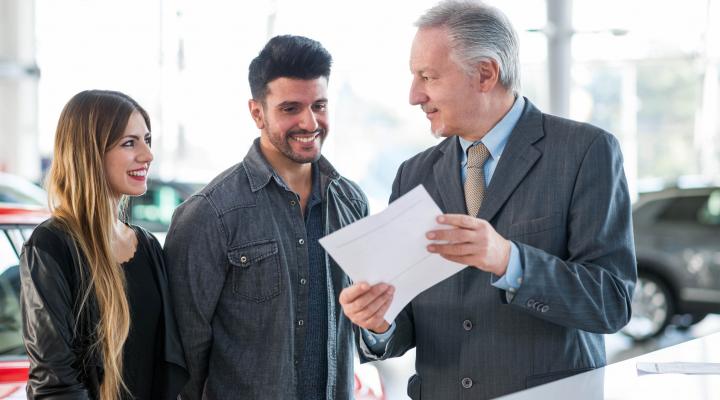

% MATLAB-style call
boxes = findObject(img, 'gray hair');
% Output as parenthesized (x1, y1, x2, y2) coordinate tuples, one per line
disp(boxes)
(416, 0, 520, 94)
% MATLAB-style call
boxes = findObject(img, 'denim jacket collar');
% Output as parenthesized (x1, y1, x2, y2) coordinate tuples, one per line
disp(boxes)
(244, 137, 341, 195)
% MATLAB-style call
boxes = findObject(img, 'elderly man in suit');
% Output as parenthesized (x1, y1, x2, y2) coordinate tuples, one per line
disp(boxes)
(339, 1, 637, 399)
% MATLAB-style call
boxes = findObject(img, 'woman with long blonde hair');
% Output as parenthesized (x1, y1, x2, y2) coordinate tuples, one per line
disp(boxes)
(20, 90, 187, 399)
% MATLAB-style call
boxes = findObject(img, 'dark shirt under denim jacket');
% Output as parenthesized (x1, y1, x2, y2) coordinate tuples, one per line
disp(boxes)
(164, 138, 369, 400)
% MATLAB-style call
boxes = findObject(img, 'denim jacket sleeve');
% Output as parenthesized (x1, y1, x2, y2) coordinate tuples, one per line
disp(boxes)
(164, 195, 228, 400)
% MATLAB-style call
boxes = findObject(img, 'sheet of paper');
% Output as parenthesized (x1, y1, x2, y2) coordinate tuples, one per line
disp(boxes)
(636, 362, 720, 375)
(319, 184, 466, 323)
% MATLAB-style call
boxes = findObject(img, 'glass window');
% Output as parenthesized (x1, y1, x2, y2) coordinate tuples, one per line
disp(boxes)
(657, 195, 708, 223)
(0, 228, 23, 355)
(698, 190, 720, 226)
(0, 229, 20, 273)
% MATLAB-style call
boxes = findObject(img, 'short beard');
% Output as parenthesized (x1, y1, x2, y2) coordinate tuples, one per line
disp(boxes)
(278, 128, 326, 164)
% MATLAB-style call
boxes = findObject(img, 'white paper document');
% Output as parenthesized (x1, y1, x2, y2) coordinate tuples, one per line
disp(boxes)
(319, 185, 466, 323)
(636, 362, 720, 375)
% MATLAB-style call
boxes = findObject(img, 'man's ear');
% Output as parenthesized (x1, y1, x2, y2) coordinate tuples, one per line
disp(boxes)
(473, 59, 501, 93)
(248, 99, 266, 129)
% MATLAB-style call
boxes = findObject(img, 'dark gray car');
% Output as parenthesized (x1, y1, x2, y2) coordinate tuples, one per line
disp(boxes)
(622, 186, 720, 341)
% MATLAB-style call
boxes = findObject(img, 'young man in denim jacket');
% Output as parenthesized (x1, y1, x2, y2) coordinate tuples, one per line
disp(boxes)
(165, 35, 368, 400)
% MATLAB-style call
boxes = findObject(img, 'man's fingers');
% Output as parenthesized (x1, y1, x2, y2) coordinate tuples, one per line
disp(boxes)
(339, 282, 372, 304)
(436, 214, 485, 229)
(340, 283, 393, 316)
(363, 300, 393, 332)
(426, 227, 476, 243)
(356, 289, 394, 323)
(427, 243, 476, 256)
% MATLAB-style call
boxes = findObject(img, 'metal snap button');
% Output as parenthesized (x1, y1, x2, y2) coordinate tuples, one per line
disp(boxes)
(463, 320, 473, 331)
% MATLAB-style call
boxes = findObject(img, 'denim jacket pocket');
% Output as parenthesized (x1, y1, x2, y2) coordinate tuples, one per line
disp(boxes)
(228, 239, 281, 302)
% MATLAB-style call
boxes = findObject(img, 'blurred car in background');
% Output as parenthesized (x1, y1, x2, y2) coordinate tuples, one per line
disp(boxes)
(0, 173, 47, 208)
(127, 179, 204, 237)
(622, 186, 720, 341)
(0, 204, 50, 399)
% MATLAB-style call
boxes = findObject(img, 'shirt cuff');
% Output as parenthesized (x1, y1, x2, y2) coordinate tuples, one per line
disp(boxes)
(491, 242, 523, 293)
(361, 323, 396, 355)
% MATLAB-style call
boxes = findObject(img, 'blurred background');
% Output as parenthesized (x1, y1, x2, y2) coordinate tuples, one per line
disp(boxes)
(1, 0, 720, 399)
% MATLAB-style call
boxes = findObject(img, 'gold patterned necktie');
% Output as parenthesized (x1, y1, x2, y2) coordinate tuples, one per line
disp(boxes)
(464, 143, 490, 216)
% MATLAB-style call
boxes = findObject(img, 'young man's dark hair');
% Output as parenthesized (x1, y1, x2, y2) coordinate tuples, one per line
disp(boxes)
(248, 35, 333, 101)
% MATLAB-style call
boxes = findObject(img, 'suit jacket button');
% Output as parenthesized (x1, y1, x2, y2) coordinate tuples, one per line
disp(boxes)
(541, 305, 550, 313)
(463, 320, 473, 331)
(461, 377, 473, 389)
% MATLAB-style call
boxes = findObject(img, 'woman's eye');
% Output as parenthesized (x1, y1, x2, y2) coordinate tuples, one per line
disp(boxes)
(122, 140, 134, 147)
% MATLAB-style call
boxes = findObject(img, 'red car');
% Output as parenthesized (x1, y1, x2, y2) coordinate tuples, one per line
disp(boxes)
(0, 204, 49, 399)
(0, 204, 384, 400)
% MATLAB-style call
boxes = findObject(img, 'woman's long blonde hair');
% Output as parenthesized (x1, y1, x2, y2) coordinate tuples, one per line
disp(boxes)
(46, 90, 150, 400)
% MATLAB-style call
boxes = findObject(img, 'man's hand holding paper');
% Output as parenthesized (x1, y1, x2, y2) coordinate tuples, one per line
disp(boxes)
(319, 185, 466, 327)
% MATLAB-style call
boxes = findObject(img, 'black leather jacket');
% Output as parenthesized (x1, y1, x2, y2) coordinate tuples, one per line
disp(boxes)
(20, 219, 188, 399)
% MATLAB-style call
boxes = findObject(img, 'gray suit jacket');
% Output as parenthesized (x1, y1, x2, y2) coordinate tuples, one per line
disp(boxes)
(362, 99, 636, 399)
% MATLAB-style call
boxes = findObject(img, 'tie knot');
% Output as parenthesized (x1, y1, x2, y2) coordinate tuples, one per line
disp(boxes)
(467, 143, 490, 168)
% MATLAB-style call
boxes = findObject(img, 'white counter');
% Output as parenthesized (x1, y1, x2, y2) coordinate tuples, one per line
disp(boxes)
(497, 332, 720, 400)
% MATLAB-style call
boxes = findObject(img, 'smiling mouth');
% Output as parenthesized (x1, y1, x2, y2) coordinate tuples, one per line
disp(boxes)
(291, 134, 318, 143)
(127, 169, 148, 181)
(421, 105, 438, 115)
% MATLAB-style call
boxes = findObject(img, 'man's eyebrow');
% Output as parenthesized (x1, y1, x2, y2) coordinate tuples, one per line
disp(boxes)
(277, 101, 301, 108)
(276, 99, 328, 107)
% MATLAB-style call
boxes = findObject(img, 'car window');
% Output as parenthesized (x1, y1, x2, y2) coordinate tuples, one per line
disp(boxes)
(0, 227, 24, 355)
(698, 190, 720, 226)
(0, 230, 19, 273)
(656, 195, 707, 223)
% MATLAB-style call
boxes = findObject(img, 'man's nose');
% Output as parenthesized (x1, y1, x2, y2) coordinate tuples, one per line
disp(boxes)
(299, 108, 320, 132)
(409, 79, 428, 106)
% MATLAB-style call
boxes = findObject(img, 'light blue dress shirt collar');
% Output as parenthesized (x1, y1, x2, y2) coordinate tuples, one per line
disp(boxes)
(458, 96, 525, 183)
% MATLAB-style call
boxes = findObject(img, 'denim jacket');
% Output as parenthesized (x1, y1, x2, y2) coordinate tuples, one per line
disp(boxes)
(164, 138, 368, 400)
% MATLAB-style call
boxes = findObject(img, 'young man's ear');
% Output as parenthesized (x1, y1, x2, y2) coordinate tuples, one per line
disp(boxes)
(248, 99, 266, 129)
(473, 59, 501, 93)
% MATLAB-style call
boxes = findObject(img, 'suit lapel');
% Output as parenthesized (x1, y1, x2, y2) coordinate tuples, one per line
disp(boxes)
(478, 99, 545, 222)
(432, 136, 467, 214)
